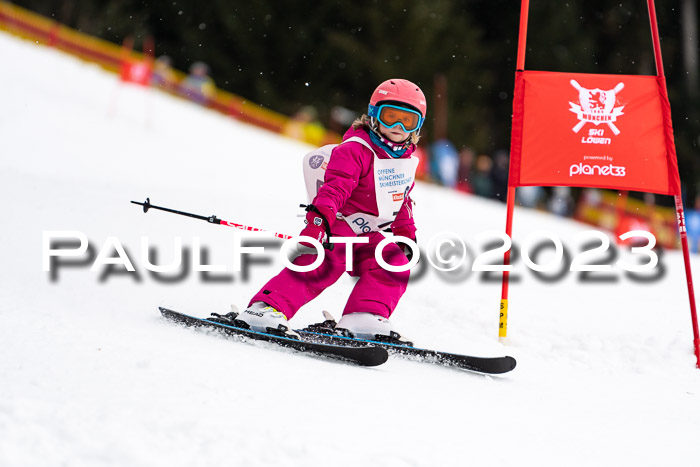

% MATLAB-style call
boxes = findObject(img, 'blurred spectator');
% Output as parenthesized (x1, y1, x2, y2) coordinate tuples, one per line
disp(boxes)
(686, 196, 700, 252)
(516, 186, 545, 208)
(548, 186, 574, 216)
(283, 105, 325, 146)
(490, 149, 510, 203)
(471, 154, 494, 198)
(580, 187, 602, 206)
(180, 61, 215, 104)
(329, 105, 358, 134)
(151, 55, 177, 92)
(457, 146, 475, 193)
(430, 139, 459, 188)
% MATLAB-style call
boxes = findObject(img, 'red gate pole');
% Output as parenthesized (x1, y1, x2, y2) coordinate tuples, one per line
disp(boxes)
(647, 0, 700, 368)
(499, 0, 530, 339)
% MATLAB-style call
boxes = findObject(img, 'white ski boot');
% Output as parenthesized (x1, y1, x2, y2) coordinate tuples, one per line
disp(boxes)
(335, 312, 413, 346)
(234, 302, 299, 338)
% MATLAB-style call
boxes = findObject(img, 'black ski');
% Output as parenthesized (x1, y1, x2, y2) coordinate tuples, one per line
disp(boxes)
(297, 329, 516, 375)
(159, 307, 388, 367)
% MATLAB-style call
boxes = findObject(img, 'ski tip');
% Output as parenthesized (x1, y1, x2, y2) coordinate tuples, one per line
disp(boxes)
(461, 355, 517, 374)
(499, 356, 517, 373)
(464, 355, 516, 375)
(362, 347, 390, 367)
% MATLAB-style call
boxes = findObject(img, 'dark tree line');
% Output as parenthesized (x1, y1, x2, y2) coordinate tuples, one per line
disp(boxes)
(14, 0, 700, 200)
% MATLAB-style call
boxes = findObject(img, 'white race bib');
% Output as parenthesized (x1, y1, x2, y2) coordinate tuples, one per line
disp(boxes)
(303, 136, 418, 235)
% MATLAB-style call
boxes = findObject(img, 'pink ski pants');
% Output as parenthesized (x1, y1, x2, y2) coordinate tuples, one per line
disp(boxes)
(249, 221, 410, 319)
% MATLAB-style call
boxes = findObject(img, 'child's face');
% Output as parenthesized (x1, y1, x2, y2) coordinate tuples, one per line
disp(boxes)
(378, 122, 410, 144)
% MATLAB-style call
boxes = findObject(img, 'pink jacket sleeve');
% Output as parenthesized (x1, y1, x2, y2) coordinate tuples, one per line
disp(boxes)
(312, 141, 369, 223)
(390, 183, 417, 239)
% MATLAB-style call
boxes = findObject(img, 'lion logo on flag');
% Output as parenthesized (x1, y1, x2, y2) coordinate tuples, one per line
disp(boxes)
(569, 80, 625, 135)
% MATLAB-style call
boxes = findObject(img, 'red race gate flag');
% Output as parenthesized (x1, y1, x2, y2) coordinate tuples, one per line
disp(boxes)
(509, 70, 681, 195)
(118, 36, 154, 86)
(501, 1, 699, 368)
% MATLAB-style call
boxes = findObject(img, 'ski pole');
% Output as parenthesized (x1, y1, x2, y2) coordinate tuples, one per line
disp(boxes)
(131, 197, 293, 240)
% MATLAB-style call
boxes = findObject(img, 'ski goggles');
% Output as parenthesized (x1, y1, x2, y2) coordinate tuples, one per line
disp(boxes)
(368, 104, 424, 133)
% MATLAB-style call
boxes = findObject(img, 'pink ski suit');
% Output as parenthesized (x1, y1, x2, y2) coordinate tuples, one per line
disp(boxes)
(249, 125, 418, 319)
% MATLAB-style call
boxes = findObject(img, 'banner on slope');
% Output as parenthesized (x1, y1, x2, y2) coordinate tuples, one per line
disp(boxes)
(508, 70, 681, 196)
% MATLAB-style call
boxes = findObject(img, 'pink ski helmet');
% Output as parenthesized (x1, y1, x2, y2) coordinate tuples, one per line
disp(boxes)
(369, 79, 427, 118)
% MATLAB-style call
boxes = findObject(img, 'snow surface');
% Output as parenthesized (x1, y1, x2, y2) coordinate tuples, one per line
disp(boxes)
(1, 31, 698, 467)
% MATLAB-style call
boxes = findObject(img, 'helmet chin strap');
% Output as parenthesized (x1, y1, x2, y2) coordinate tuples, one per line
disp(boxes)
(369, 117, 413, 152)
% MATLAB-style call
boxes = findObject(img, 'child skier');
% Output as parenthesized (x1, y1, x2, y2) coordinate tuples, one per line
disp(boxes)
(235, 79, 426, 342)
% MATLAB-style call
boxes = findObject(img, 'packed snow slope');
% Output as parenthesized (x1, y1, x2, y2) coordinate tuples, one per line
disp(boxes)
(1, 31, 698, 467)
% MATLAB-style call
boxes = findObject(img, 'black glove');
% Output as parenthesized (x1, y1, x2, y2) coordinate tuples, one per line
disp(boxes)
(396, 236, 417, 262)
